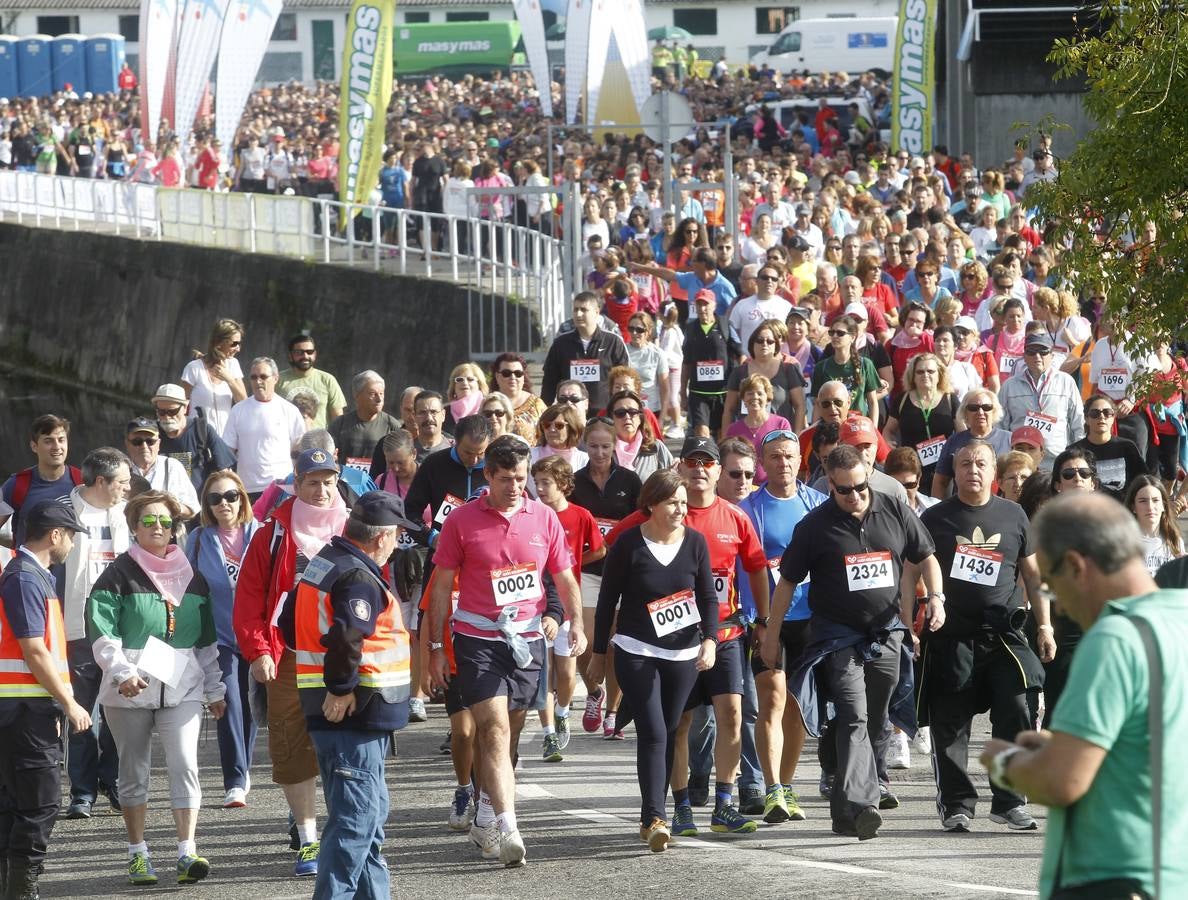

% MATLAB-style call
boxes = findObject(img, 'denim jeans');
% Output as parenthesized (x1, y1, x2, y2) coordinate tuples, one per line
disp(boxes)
(66, 639, 119, 804)
(310, 728, 391, 900)
(216, 646, 258, 792)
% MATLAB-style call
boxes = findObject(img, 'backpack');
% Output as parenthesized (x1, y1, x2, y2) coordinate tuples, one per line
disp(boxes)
(9, 465, 84, 533)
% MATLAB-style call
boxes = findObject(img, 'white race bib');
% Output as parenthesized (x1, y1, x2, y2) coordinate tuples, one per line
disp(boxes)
(490, 562, 541, 607)
(570, 359, 601, 382)
(434, 493, 464, 526)
(345, 456, 371, 473)
(89, 548, 117, 583)
(950, 544, 1003, 586)
(1024, 410, 1057, 436)
(696, 360, 725, 381)
(916, 435, 946, 468)
(712, 567, 731, 607)
(647, 589, 701, 637)
(1098, 366, 1131, 396)
(594, 517, 617, 538)
(845, 551, 894, 591)
(999, 354, 1023, 378)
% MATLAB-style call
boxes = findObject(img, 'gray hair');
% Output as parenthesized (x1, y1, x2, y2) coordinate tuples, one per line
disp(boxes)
(82, 447, 131, 486)
(816, 380, 851, 401)
(816, 261, 837, 279)
(298, 429, 336, 453)
(382, 429, 414, 455)
(250, 356, 279, 377)
(955, 387, 1003, 429)
(344, 518, 398, 544)
(741, 263, 761, 278)
(1032, 493, 1144, 576)
(352, 370, 384, 396)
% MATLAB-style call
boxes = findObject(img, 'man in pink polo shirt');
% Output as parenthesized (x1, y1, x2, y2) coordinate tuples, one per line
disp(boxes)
(426, 436, 585, 868)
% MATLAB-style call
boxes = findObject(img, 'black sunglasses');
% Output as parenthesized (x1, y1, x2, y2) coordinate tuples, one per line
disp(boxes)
(1087, 407, 1115, 419)
(557, 395, 584, 404)
(726, 469, 755, 480)
(207, 490, 241, 506)
(498, 369, 524, 378)
(130, 436, 158, 446)
(1060, 467, 1094, 480)
(834, 482, 869, 495)
(612, 408, 641, 419)
(965, 403, 993, 413)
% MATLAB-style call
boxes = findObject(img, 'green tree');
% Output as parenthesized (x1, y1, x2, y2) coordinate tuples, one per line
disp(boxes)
(1029, 1, 1188, 348)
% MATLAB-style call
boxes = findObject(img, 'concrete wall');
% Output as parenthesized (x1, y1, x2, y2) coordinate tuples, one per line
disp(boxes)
(0, 222, 535, 408)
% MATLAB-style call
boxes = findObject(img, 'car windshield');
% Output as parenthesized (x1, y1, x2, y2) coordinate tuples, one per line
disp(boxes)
(769, 31, 801, 54)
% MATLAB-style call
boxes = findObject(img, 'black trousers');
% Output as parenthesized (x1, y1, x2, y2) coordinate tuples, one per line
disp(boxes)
(0, 704, 63, 864)
(66, 639, 119, 803)
(927, 637, 1033, 817)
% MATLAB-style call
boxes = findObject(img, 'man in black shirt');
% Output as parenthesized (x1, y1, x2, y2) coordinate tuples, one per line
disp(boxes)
(410, 141, 448, 251)
(540, 292, 629, 411)
(681, 289, 732, 437)
(919, 440, 1053, 833)
(779, 445, 942, 840)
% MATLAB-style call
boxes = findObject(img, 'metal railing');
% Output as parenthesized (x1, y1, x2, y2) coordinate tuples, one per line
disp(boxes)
(0, 171, 570, 359)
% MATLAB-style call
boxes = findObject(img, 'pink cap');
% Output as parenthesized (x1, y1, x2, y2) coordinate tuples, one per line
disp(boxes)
(840, 415, 878, 446)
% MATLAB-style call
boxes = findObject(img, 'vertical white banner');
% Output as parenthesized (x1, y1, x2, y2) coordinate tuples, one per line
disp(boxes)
(564, 0, 591, 125)
(512, 0, 553, 118)
(139, 0, 179, 145)
(583, 0, 613, 127)
(613, 0, 650, 119)
(215, 0, 283, 151)
(172, 0, 232, 147)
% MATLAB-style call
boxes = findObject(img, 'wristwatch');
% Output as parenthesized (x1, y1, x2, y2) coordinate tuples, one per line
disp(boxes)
(927, 591, 946, 604)
(988, 746, 1025, 791)
(428, 641, 445, 652)
(753, 617, 769, 627)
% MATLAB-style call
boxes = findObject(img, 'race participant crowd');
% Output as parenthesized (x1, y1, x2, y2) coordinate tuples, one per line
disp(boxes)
(2, 69, 1188, 900)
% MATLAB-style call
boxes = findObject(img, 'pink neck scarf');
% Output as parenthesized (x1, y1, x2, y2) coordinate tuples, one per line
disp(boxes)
(448, 392, 483, 424)
(128, 543, 193, 607)
(615, 431, 644, 471)
(290, 495, 349, 562)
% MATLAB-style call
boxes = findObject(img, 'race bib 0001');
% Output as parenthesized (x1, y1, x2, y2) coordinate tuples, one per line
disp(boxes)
(647, 589, 701, 638)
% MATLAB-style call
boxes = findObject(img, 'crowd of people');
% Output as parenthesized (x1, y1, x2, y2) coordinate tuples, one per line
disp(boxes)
(0, 63, 1187, 899)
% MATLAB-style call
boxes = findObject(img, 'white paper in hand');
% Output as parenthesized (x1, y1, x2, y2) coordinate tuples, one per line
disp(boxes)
(137, 635, 188, 689)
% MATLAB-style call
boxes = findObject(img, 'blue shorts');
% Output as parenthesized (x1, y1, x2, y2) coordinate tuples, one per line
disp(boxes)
(453, 634, 546, 712)
(685, 635, 745, 709)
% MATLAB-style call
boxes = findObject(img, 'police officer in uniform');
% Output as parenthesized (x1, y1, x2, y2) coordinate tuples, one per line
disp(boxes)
(0, 502, 92, 900)
(291, 492, 418, 900)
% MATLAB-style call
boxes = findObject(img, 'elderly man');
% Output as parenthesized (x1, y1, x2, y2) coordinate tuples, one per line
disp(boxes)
(797, 382, 890, 480)
(124, 417, 200, 518)
(223, 357, 307, 501)
(152, 384, 236, 496)
(328, 370, 401, 474)
(979, 493, 1188, 897)
(998, 333, 1084, 463)
(277, 333, 347, 429)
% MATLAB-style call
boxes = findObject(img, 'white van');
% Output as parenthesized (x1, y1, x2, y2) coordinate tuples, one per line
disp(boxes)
(751, 17, 896, 77)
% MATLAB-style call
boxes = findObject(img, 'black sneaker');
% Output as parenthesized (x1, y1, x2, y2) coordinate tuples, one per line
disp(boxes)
(855, 806, 882, 841)
(688, 773, 710, 807)
(439, 731, 452, 755)
(878, 783, 900, 810)
(738, 787, 764, 816)
(818, 772, 834, 800)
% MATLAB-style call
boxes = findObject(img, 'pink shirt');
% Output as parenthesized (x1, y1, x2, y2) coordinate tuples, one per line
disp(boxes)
(433, 495, 574, 640)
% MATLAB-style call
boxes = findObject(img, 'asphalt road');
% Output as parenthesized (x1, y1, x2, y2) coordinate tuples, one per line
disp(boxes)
(41, 698, 1044, 899)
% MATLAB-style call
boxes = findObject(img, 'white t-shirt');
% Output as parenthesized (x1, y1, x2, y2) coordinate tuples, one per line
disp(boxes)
(221, 394, 307, 492)
(69, 496, 127, 639)
(729, 294, 794, 350)
(140, 455, 200, 516)
(181, 357, 244, 438)
(240, 146, 266, 181)
(626, 343, 666, 411)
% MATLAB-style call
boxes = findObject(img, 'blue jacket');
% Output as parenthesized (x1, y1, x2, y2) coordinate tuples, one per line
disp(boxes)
(186, 521, 261, 649)
(787, 615, 917, 739)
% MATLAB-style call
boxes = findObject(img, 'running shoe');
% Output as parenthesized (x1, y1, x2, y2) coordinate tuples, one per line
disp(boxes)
(439, 731, 452, 755)
(989, 806, 1037, 830)
(710, 804, 758, 834)
(855, 806, 882, 841)
(887, 730, 911, 769)
(913, 725, 932, 755)
(602, 712, 617, 738)
(878, 783, 900, 810)
(739, 787, 765, 816)
(942, 811, 972, 833)
(783, 787, 806, 821)
(818, 772, 834, 800)
(762, 786, 790, 824)
(498, 828, 527, 867)
(127, 853, 157, 886)
(294, 841, 319, 877)
(470, 822, 500, 860)
(671, 804, 698, 837)
(448, 787, 474, 831)
(582, 688, 604, 733)
(177, 854, 210, 885)
(640, 817, 671, 852)
(554, 713, 571, 750)
(408, 697, 428, 723)
(222, 787, 247, 809)
(542, 733, 563, 762)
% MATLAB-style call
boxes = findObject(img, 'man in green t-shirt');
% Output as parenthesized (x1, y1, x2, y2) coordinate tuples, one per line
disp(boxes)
(978, 493, 1188, 898)
(277, 332, 347, 429)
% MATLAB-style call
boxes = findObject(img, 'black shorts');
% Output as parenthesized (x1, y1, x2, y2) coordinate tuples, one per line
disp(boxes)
(453, 633, 546, 711)
(688, 392, 726, 433)
(751, 618, 811, 676)
(444, 675, 467, 717)
(685, 635, 745, 709)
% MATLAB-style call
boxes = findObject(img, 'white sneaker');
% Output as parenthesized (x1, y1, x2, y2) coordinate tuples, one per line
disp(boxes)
(470, 821, 499, 860)
(222, 788, 247, 808)
(913, 726, 932, 755)
(886, 730, 911, 769)
(498, 828, 527, 867)
(408, 698, 428, 722)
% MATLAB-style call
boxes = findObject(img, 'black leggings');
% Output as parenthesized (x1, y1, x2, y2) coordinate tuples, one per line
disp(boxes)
(615, 649, 699, 824)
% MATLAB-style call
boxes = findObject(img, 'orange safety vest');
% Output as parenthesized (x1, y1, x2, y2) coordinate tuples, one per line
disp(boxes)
(0, 560, 69, 700)
(293, 543, 411, 707)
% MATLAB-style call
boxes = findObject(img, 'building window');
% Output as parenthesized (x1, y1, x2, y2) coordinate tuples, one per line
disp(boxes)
(446, 11, 489, 21)
(118, 15, 139, 42)
(258, 51, 302, 83)
(755, 7, 798, 35)
(271, 12, 297, 41)
(36, 16, 80, 36)
(404, 11, 430, 23)
(672, 9, 717, 36)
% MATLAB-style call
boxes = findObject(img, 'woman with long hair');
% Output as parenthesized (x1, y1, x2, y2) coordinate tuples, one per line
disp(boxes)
(180, 318, 247, 437)
(1126, 475, 1185, 575)
(883, 353, 960, 494)
(609, 390, 673, 481)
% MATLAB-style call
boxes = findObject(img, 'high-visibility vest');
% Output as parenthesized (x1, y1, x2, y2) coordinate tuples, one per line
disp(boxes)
(0, 560, 69, 700)
(293, 542, 411, 711)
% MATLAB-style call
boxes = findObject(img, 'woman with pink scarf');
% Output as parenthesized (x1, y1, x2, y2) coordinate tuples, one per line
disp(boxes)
(443, 362, 489, 434)
(86, 491, 226, 887)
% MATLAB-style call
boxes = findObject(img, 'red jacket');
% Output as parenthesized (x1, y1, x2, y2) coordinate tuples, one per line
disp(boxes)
(233, 498, 302, 665)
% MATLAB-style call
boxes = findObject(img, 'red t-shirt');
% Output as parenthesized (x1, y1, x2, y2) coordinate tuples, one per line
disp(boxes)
(553, 501, 604, 585)
(196, 149, 221, 189)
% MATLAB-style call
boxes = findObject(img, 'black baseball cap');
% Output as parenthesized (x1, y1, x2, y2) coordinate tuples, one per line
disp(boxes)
(679, 435, 721, 462)
(351, 491, 420, 530)
(25, 500, 86, 535)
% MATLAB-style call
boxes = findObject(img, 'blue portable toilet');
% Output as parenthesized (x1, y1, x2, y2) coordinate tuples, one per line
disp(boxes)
(0, 37, 18, 101)
(85, 33, 125, 95)
(17, 35, 52, 98)
(51, 34, 87, 94)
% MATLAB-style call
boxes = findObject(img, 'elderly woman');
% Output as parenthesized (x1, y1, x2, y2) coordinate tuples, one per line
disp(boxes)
(996, 450, 1035, 504)
(1032, 287, 1091, 371)
(930, 386, 1012, 499)
(185, 471, 260, 809)
(444, 363, 489, 434)
(478, 391, 518, 440)
(723, 319, 808, 436)
(87, 491, 226, 886)
(954, 316, 1001, 392)
(490, 352, 546, 442)
(181, 318, 246, 437)
(531, 403, 589, 472)
(608, 389, 673, 481)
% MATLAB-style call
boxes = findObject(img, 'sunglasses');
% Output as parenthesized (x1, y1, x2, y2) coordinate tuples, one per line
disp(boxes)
(754, 338, 778, 345)
(557, 395, 583, 404)
(130, 436, 158, 446)
(140, 514, 173, 529)
(483, 409, 506, 418)
(292, 348, 316, 356)
(1060, 467, 1094, 480)
(964, 403, 993, 413)
(612, 408, 641, 419)
(1087, 407, 1115, 419)
(833, 482, 869, 496)
(682, 457, 717, 469)
(207, 490, 240, 506)
(1025, 347, 1052, 356)
(726, 469, 755, 480)
(498, 369, 524, 378)
(757, 275, 780, 283)
(898, 479, 919, 491)
(155, 406, 183, 417)
(627, 326, 648, 335)
(819, 398, 846, 408)
(828, 329, 852, 338)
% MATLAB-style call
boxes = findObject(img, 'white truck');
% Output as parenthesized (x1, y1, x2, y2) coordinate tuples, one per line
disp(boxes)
(750, 17, 896, 77)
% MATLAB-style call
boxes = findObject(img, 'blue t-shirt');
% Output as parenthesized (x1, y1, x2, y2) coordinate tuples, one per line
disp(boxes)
(379, 165, 408, 208)
(737, 483, 828, 622)
(1, 468, 80, 547)
(0, 548, 54, 639)
(674, 271, 737, 316)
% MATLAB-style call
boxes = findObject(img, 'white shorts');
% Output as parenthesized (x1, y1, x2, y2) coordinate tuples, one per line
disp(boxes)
(399, 598, 420, 632)
(581, 573, 602, 610)
(552, 619, 573, 658)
